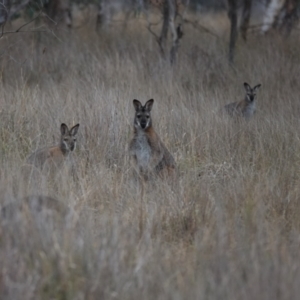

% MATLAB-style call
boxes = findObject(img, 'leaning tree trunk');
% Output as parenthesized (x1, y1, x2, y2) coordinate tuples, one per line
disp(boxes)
(228, 0, 238, 64)
(158, 0, 171, 56)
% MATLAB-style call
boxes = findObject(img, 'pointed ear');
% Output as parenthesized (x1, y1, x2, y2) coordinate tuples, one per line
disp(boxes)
(145, 99, 154, 111)
(253, 84, 261, 91)
(133, 99, 142, 111)
(60, 123, 69, 135)
(70, 124, 80, 136)
(244, 82, 251, 93)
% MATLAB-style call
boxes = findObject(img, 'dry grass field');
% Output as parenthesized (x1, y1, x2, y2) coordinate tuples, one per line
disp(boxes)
(1, 11, 300, 299)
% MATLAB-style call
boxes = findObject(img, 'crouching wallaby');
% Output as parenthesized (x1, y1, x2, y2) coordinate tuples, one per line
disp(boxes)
(27, 123, 80, 174)
(129, 99, 176, 181)
(224, 82, 261, 119)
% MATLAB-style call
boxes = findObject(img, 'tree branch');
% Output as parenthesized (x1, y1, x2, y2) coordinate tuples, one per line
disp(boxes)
(146, 20, 165, 55)
(16, 11, 43, 32)
(183, 18, 220, 39)
(0, 11, 51, 38)
(170, 23, 183, 65)
(8, 0, 31, 20)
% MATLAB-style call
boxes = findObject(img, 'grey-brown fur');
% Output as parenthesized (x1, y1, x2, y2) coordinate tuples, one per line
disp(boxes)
(224, 82, 261, 119)
(27, 123, 80, 170)
(129, 99, 176, 180)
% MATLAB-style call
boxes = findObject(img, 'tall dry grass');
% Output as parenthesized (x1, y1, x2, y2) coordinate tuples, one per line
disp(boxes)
(1, 12, 300, 299)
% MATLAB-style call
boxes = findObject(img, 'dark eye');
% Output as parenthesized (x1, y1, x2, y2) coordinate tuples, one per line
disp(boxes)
(137, 115, 141, 118)
(64, 138, 68, 141)
(146, 115, 150, 119)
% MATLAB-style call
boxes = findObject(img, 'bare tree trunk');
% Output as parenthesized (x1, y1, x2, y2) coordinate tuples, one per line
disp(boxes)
(160, 0, 183, 63)
(0, 0, 10, 25)
(9, 0, 30, 20)
(169, 0, 177, 64)
(1, 0, 33, 24)
(170, 23, 183, 64)
(44, 0, 72, 28)
(147, 0, 183, 64)
(240, 0, 252, 41)
(158, 0, 170, 56)
(136, 0, 145, 12)
(61, 0, 72, 28)
(170, 0, 184, 64)
(261, 0, 285, 34)
(96, 0, 106, 31)
(96, 0, 116, 32)
(228, 0, 238, 64)
(280, 0, 298, 36)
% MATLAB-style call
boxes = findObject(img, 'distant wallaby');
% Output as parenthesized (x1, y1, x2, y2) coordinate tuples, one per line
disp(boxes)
(27, 123, 80, 170)
(224, 83, 261, 119)
(129, 99, 176, 180)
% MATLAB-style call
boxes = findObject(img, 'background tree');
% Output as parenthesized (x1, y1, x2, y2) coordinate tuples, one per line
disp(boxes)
(147, 0, 184, 64)
(227, 0, 238, 64)
(240, 0, 252, 40)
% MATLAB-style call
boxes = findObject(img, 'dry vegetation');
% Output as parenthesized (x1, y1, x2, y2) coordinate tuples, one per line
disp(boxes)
(1, 11, 300, 299)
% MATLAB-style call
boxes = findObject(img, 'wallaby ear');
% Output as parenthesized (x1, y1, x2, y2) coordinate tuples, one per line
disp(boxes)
(60, 123, 69, 135)
(145, 99, 154, 111)
(254, 84, 261, 91)
(133, 99, 142, 111)
(244, 82, 251, 93)
(70, 124, 80, 136)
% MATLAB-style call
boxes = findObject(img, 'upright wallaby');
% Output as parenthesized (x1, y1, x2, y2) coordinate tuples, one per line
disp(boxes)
(224, 82, 261, 119)
(129, 99, 176, 180)
(27, 123, 80, 170)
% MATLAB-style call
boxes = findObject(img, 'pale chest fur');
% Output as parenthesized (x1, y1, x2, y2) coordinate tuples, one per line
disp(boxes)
(242, 101, 256, 118)
(131, 131, 152, 168)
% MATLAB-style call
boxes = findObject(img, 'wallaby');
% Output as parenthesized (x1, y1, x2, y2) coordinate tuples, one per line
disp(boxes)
(129, 99, 176, 181)
(224, 83, 261, 119)
(27, 123, 80, 170)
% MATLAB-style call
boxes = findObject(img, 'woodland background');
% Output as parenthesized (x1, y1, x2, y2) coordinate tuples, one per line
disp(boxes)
(0, 0, 300, 299)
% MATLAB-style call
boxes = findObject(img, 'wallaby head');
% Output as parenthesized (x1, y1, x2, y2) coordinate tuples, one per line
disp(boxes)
(244, 82, 261, 103)
(133, 99, 154, 130)
(60, 123, 80, 153)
